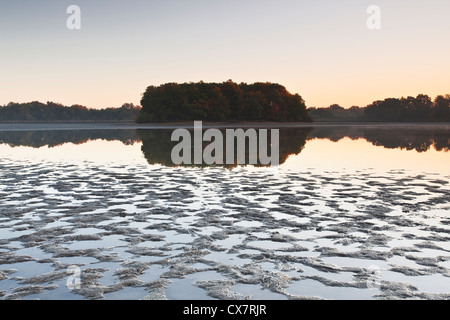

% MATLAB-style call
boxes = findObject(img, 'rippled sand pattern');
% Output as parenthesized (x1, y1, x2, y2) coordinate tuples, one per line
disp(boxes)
(1, 159, 449, 300)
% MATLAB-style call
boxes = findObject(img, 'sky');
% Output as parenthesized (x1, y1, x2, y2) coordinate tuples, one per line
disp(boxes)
(1, 0, 449, 109)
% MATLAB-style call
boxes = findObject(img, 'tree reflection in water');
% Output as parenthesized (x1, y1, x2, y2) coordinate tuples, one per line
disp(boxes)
(308, 126, 450, 153)
(138, 128, 311, 167)
(0, 125, 448, 167)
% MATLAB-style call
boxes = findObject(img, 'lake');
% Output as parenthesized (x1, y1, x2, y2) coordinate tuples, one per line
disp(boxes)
(0, 123, 449, 300)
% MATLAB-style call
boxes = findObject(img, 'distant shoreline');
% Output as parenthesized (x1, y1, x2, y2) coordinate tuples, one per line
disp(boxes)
(1, 121, 450, 132)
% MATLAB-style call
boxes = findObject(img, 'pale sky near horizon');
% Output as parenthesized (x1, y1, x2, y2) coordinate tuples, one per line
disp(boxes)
(1, 0, 449, 109)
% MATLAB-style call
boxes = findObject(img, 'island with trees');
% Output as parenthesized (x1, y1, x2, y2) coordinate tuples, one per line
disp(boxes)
(137, 80, 312, 123)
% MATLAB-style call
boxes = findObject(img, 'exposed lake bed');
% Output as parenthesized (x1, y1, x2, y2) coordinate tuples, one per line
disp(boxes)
(0, 123, 449, 300)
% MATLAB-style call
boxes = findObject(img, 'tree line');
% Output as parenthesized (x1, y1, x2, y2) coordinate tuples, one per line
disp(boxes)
(137, 80, 312, 122)
(2, 91, 449, 123)
(308, 94, 450, 122)
(0, 101, 141, 122)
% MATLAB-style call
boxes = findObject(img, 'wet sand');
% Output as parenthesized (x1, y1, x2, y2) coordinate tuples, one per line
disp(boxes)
(1, 158, 449, 300)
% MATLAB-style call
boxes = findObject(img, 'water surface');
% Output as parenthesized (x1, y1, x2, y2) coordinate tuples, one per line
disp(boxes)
(0, 123, 449, 300)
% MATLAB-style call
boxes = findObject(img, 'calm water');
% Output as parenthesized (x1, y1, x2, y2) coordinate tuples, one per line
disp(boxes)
(0, 123, 449, 300)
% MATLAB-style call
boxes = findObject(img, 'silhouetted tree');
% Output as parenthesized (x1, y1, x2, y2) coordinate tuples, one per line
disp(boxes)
(434, 95, 450, 120)
(308, 104, 364, 121)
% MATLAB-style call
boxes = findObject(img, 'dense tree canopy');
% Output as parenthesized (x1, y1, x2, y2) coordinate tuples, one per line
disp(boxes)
(308, 94, 450, 122)
(137, 80, 312, 122)
(364, 94, 450, 122)
(0, 102, 141, 122)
